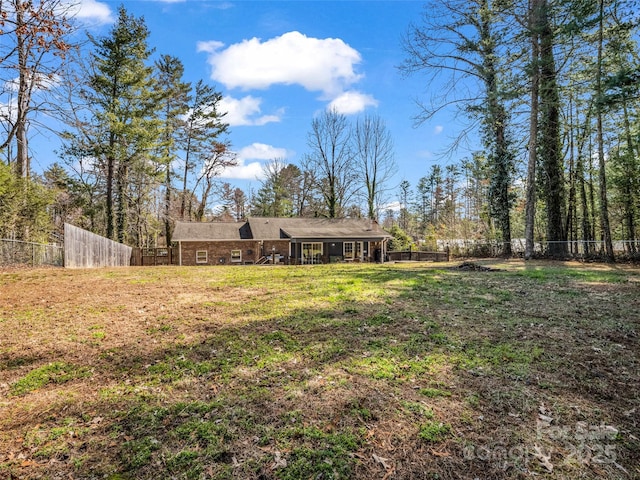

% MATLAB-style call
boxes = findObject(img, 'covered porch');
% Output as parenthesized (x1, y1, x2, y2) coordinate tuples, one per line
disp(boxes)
(289, 238, 388, 265)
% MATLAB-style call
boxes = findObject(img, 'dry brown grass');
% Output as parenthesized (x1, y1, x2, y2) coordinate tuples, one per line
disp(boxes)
(0, 261, 638, 479)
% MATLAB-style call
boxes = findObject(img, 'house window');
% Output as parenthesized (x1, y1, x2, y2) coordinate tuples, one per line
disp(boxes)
(231, 249, 242, 263)
(344, 241, 363, 261)
(196, 250, 208, 264)
(302, 242, 323, 265)
(344, 242, 354, 259)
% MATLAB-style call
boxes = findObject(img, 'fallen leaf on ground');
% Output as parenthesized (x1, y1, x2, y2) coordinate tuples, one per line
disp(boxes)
(533, 444, 553, 472)
(373, 453, 391, 469)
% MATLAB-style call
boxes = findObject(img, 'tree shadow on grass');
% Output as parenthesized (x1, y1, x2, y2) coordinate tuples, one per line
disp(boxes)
(2, 264, 638, 479)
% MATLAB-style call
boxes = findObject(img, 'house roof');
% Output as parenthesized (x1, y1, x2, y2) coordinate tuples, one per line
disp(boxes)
(173, 218, 391, 242)
(172, 221, 246, 241)
(250, 217, 390, 241)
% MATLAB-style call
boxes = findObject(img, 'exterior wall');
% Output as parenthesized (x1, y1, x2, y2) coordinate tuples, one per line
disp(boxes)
(180, 240, 261, 266)
(179, 239, 388, 266)
(260, 240, 291, 263)
(291, 240, 385, 264)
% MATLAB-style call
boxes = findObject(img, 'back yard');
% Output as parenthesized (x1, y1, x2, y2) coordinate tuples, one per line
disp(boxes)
(0, 261, 638, 479)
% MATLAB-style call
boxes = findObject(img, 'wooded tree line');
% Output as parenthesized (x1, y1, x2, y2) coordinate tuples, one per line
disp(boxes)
(249, 110, 396, 221)
(1, 4, 234, 245)
(401, 0, 640, 259)
(1, 1, 639, 260)
(1, 3, 396, 246)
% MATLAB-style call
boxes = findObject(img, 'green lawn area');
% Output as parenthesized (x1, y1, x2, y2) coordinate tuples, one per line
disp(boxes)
(0, 261, 638, 479)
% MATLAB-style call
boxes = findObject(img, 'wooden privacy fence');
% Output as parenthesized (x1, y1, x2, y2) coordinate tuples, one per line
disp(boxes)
(130, 247, 178, 266)
(64, 224, 132, 268)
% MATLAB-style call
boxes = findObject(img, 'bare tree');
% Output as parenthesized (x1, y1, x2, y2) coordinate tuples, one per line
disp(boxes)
(0, 0, 75, 178)
(306, 108, 357, 218)
(353, 113, 396, 220)
(192, 141, 236, 221)
(296, 155, 319, 216)
(401, 0, 516, 254)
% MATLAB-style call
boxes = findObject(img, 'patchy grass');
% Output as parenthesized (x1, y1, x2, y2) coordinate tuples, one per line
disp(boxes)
(418, 421, 451, 443)
(0, 260, 638, 479)
(9, 362, 90, 396)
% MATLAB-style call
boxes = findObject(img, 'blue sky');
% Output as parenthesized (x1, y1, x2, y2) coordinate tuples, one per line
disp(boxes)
(35, 0, 464, 194)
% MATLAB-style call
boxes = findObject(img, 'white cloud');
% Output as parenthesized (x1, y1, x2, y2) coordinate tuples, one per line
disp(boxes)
(70, 0, 113, 25)
(221, 161, 266, 180)
(197, 40, 226, 53)
(434, 125, 444, 135)
(3, 78, 19, 93)
(0, 101, 16, 123)
(383, 201, 402, 212)
(220, 143, 291, 180)
(219, 95, 283, 126)
(327, 90, 378, 115)
(5, 73, 60, 93)
(238, 143, 289, 161)
(200, 31, 363, 98)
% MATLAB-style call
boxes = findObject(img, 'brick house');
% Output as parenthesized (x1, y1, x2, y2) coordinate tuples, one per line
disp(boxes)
(172, 217, 392, 266)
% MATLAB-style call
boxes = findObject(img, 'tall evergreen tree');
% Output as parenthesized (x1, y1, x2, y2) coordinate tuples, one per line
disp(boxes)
(253, 159, 295, 217)
(537, 0, 567, 257)
(179, 80, 231, 221)
(85, 6, 159, 242)
(154, 55, 190, 244)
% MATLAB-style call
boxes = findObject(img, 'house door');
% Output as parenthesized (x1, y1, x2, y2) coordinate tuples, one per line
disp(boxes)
(344, 241, 363, 261)
(302, 242, 323, 264)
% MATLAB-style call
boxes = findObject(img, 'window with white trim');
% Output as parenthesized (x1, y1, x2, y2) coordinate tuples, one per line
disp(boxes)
(344, 242, 354, 259)
(231, 249, 242, 263)
(195, 250, 208, 264)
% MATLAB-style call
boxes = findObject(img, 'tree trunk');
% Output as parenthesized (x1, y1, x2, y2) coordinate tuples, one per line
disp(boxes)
(525, 0, 540, 260)
(539, 0, 566, 257)
(164, 158, 172, 245)
(106, 131, 116, 240)
(595, 0, 614, 262)
(15, 2, 30, 178)
(116, 162, 128, 244)
(566, 96, 577, 254)
(621, 98, 637, 253)
(180, 136, 192, 221)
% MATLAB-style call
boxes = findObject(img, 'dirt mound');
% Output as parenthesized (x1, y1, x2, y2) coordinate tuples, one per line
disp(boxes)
(451, 261, 501, 272)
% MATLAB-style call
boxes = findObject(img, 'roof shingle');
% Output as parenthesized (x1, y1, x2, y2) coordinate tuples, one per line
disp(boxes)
(172, 218, 391, 242)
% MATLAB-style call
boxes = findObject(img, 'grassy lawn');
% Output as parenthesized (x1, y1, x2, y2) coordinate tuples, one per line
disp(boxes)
(0, 260, 638, 479)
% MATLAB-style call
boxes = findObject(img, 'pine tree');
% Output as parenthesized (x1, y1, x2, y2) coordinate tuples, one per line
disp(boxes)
(85, 6, 159, 242)
(154, 55, 190, 244)
(179, 80, 231, 221)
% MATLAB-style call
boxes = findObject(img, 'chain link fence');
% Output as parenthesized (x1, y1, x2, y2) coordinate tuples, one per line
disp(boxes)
(0, 239, 64, 267)
(440, 239, 640, 260)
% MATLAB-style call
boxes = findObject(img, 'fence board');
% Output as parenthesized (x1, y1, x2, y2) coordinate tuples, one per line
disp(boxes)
(64, 224, 132, 268)
(130, 247, 177, 266)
